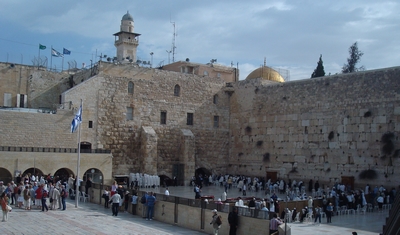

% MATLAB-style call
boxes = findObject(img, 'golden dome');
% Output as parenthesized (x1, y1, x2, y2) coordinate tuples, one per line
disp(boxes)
(246, 66, 285, 82)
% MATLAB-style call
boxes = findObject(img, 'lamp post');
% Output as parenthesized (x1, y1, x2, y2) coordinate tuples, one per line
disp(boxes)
(150, 52, 154, 68)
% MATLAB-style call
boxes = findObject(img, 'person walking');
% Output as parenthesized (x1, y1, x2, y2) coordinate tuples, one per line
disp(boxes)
(326, 203, 333, 223)
(60, 185, 67, 210)
(110, 191, 121, 216)
(314, 205, 321, 224)
(1, 193, 10, 222)
(210, 209, 221, 235)
(41, 189, 49, 212)
(228, 207, 239, 235)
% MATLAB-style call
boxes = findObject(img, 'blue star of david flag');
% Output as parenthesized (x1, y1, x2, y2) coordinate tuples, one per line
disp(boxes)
(63, 48, 71, 55)
(71, 105, 82, 133)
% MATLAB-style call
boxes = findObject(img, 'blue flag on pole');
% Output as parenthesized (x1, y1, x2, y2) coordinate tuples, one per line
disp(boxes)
(63, 48, 71, 55)
(71, 105, 82, 133)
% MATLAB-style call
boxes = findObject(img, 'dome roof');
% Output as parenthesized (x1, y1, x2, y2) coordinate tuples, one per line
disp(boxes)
(246, 66, 285, 82)
(122, 11, 133, 21)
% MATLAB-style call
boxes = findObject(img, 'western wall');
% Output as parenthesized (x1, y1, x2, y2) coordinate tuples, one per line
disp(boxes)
(228, 66, 400, 189)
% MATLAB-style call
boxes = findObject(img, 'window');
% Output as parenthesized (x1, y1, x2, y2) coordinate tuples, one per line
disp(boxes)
(88, 121, 93, 128)
(126, 107, 133, 120)
(128, 81, 134, 94)
(217, 73, 221, 78)
(203, 71, 209, 76)
(214, 116, 219, 128)
(213, 95, 218, 104)
(174, 84, 180, 96)
(187, 113, 193, 125)
(160, 111, 167, 124)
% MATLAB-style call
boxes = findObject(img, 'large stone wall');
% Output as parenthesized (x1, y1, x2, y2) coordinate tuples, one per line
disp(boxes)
(228, 67, 400, 188)
(63, 63, 230, 178)
(0, 109, 77, 148)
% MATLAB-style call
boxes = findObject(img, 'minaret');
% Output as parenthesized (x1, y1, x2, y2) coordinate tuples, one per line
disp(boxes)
(113, 11, 141, 63)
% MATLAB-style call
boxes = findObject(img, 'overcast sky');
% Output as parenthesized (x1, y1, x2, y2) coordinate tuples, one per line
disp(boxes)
(0, 0, 399, 80)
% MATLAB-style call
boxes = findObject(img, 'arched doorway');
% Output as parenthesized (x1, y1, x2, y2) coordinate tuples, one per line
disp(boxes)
(83, 168, 103, 184)
(195, 167, 212, 186)
(54, 168, 74, 183)
(0, 168, 13, 184)
(22, 168, 44, 178)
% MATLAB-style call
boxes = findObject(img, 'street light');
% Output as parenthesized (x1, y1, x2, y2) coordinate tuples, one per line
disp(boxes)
(150, 52, 154, 68)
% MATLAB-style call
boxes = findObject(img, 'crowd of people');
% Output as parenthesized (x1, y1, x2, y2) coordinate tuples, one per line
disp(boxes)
(0, 173, 75, 222)
(190, 174, 398, 225)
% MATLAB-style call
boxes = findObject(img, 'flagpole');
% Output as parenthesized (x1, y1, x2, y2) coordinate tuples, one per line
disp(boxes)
(75, 99, 83, 208)
(38, 45, 40, 70)
(62, 56, 64, 72)
(50, 46, 53, 72)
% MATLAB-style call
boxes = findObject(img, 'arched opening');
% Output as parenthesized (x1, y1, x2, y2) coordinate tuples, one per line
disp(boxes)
(22, 168, 44, 178)
(174, 84, 180, 96)
(194, 167, 212, 186)
(83, 168, 103, 184)
(80, 141, 92, 153)
(54, 168, 74, 183)
(0, 168, 13, 184)
(128, 81, 134, 94)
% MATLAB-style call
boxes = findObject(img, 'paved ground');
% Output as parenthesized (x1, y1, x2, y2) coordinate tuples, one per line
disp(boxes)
(0, 185, 389, 235)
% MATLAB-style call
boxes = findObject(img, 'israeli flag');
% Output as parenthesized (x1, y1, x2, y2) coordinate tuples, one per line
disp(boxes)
(71, 105, 82, 133)
(52, 48, 63, 57)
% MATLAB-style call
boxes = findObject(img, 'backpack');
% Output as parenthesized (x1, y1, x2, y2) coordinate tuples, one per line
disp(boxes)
(140, 195, 146, 204)
(216, 215, 222, 226)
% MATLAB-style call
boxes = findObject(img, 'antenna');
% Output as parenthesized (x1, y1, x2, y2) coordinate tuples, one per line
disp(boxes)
(170, 16, 177, 63)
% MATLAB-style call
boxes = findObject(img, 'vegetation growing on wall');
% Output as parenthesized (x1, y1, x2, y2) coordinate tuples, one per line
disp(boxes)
(359, 169, 378, 180)
(364, 111, 371, 117)
(328, 131, 334, 140)
(245, 126, 252, 134)
(381, 132, 395, 156)
(263, 153, 270, 162)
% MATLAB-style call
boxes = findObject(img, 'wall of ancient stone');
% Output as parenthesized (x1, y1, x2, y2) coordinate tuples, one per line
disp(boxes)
(63, 63, 231, 178)
(228, 67, 400, 188)
(0, 109, 77, 148)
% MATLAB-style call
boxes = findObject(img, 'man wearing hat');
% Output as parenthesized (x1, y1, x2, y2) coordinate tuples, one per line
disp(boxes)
(210, 209, 221, 235)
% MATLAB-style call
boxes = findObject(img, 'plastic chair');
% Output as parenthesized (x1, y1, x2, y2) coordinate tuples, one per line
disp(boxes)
(367, 203, 373, 212)
(81, 192, 89, 202)
(294, 212, 300, 222)
(305, 212, 313, 223)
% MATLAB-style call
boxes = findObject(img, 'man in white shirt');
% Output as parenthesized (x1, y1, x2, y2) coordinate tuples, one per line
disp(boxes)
(110, 191, 122, 216)
(165, 188, 170, 196)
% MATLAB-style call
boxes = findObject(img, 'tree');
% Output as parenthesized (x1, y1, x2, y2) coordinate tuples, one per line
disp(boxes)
(311, 54, 325, 78)
(342, 42, 364, 73)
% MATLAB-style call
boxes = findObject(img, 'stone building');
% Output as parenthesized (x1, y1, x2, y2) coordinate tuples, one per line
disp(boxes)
(0, 12, 399, 190)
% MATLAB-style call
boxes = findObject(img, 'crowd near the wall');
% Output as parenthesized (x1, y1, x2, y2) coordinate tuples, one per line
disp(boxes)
(191, 174, 397, 220)
(0, 173, 93, 222)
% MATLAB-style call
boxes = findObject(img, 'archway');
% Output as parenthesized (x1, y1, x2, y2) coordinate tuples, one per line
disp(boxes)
(54, 168, 74, 183)
(195, 167, 212, 186)
(0, 168, 13, 184)
(83, 168, 103, 184)
(22, 168, 44, 178)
